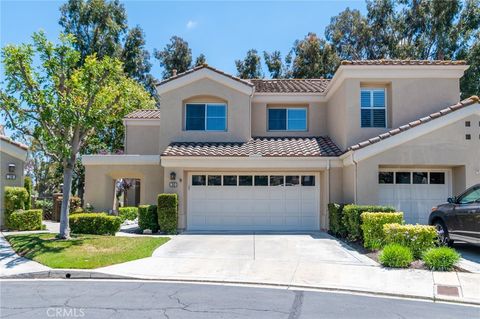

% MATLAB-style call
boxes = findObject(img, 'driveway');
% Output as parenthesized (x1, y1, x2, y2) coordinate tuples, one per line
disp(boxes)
(152, 231, 375, 265)
(455, 243, 480, 273)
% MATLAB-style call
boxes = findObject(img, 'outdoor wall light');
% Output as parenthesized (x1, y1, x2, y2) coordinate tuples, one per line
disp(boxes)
(170, 172, 176, 181)
(8, 163, 15, 173)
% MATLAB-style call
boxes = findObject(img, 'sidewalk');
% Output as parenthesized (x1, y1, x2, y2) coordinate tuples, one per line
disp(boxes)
(0, 235, 49, 277)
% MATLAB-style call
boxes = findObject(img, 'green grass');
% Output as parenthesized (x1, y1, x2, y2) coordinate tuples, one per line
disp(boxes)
(6, 233, 169, 269)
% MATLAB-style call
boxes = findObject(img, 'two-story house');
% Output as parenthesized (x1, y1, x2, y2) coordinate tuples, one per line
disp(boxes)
(82, 60, 480, 231)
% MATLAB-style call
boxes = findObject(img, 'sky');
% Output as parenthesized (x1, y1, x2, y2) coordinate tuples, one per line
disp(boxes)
(0, 0, 367, 78)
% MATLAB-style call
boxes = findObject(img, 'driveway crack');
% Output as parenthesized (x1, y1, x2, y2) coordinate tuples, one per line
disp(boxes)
(288, 290, 304, 319)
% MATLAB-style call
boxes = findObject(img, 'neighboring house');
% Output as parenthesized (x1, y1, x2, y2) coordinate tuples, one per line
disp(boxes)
(83, 60, 480, 231)
(0, 132, 28, 226)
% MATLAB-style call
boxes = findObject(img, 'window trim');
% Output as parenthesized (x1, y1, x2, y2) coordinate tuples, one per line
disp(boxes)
(377, 169, 449, 186)
(360, 88, 387, 128)
(267, 107, 308, 132)
(184, 102, 227, 132)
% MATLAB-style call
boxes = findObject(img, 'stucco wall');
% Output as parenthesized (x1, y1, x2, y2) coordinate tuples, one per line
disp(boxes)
(84, 164, 164, 213)
(354, 114, 480, 205)
(326, 82, 348, 149)
(0, 151, 25, 226)
(158, 78, 251, 153)
(125, 125, 160, 155)
(251, 102, 328, 137)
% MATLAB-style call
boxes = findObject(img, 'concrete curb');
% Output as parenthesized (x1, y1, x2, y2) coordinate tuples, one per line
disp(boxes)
(2, 271, 479, 307)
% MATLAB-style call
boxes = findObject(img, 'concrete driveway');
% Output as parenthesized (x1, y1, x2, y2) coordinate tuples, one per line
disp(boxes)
(152, 232, 376, 266)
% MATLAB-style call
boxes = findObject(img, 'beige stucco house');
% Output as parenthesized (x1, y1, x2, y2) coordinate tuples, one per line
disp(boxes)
(83, 60, 480, 231)
(0, 132, 28, 226)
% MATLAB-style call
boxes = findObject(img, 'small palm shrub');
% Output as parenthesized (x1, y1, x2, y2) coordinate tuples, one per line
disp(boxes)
(379, 244, 413, 268)
(422, 247, 460, 271)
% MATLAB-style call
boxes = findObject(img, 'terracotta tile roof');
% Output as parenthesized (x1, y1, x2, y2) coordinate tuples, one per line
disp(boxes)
(348, 96, 479, 151)
(0, 135, 28, 150)
(125, 109, 161, 119)
(156, 64, 254, 87)
(162, 136, 343, 157)
(341, 59, 467, 66)
(248, 79, 330, 94)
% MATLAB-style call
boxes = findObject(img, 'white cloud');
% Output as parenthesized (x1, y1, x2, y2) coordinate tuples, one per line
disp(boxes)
(186, 20, 198, 30)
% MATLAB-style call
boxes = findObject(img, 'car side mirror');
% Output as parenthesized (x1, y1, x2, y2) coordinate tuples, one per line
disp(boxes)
(447, 197, 456, 204)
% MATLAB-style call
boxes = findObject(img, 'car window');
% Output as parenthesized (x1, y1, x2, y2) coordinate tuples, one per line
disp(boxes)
(458, 187, 480, 204)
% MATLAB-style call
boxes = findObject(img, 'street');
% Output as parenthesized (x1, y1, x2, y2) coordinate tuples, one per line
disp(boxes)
(1, 280, 478, 319)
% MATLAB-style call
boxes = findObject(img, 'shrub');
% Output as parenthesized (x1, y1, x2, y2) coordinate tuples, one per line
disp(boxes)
(361, 212, 404, 249)
(69, 196, 82, 213)
(4, 187, 29, 213)
(383, 223, 437, 259)
(118, 207, 138, 222)
(379, 244, 413, 268)
(24, 176, 32, 210)
(34, 199, 54, 216)
(69, 213, 121, 235)
(7, 209, 43, 231)
(138, 205, 158, 232)
(158, 194, 178, 234)
(70, 207, 85, 214)
(342, 205, 396, 241)
(328, 203, 346, 237)
(423, 247, 460, 271)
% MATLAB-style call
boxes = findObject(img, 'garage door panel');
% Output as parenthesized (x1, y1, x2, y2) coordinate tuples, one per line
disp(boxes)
(187, 172, 320, 231)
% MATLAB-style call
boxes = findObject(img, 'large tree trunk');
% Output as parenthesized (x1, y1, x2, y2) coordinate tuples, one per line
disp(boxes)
(58, 157, 76, 239)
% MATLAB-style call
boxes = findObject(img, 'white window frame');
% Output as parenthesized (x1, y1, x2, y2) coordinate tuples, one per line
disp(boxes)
(185, 103, 227, 132)
(378, 168, 451, 188)
(360, 88, 387, 128)
(267, 107, 308, 132)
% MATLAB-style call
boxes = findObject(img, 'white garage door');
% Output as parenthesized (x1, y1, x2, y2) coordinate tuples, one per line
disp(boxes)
(378, 169, 451, 224)
(187, 173, 320, 231)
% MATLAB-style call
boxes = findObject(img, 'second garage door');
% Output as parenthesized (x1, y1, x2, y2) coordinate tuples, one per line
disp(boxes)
(187, 172, 320, 231)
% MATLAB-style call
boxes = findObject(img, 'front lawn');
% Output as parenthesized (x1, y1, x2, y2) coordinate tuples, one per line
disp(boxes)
(6, 233, 169, 269)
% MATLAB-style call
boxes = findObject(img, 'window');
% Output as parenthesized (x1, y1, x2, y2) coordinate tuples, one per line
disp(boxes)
(395, 172, 411, 184)
(270, 176, 284, 186)
(192, 175, 206, 186)
(239, 175, 253, 186)
(208, 175, 221, 186)
(254, 175, 268, 186)
(378, 172, 394, 184)
(360, 89, 386, 128)
(301, 176, 315, 186)
(413, 172, 428, 184)
(268, 108, 307, 131)
(466, 134, 471, 140)
(223, 175, 237, 186)
(465, 121, 471, 127)
(185, 103, 226, 131)
(285, 176, 300, 186)
(458, 187, 480, 204)
(429, 172, 445, 185)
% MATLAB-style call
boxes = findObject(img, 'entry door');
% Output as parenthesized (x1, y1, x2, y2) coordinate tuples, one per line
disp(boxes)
(187, 173, 320, 231)
(378, 170, 451, 224)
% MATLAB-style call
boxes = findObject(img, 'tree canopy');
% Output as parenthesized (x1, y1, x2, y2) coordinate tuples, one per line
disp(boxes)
(154, 36, 193, 79)
(0, 32, 154, 238)
(235, 49, 263, 79)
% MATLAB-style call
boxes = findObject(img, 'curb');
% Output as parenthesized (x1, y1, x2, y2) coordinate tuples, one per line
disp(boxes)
(2, 271, 479, 307)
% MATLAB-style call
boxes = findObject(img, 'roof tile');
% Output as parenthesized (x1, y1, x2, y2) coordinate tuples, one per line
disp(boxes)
(125, 109, 161, 119)
(0, 135, 28, 150)
(341, 60, 467, 66)
(248, 79, 330, 94)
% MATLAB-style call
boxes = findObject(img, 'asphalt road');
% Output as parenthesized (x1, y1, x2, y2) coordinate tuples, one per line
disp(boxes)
(1, 280, 479, 319)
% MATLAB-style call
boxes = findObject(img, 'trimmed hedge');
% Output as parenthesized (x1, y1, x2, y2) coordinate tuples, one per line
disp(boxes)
(361, 212, 404, 249)
(383, 223, 437, 259)
(118, 207, 138, 222)
(328, 203, 346, 237)
(343, 205, 396, 241)
(158, 194, 178, 234)
(69, 213, 121, 235)
(138, 205, 159, 232)
(422, 247, 460, 271)
(379, 244, 413, 268)
(4, 187, 30, 227)
(7, 209, 43, 231)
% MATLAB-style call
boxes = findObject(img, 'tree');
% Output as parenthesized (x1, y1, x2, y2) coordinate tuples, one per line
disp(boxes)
(291, 33, 339, 78)
(263, 50, 292, 78)
(1, 32, 155, 238)
(154, 36, 192, 79)
(59, 0, 155, 97)
(235, 49, 263, 79)
(195, 53, 206, 66)
(24, 176, 32, 210)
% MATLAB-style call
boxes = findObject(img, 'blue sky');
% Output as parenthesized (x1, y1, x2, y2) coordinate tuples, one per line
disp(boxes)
(1, 0, 367, 78)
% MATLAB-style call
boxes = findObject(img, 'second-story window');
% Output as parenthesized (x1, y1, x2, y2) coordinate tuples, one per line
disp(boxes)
(268, 108, 307, 131)
(360, 88, 386, 128)
(185, 103, 227, 131)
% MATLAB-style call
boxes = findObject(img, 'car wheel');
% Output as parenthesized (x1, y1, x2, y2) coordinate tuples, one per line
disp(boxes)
(434, 220, 451, 246)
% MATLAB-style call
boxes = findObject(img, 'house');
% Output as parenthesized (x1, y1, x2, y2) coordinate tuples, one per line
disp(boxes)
(82, 60, 480, 231)
(0, 128, 28, 226)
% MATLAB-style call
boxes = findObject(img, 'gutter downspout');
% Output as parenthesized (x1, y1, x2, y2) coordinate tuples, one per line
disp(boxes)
(325, 159, 331, 230)
(352, 152, 358, 204)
